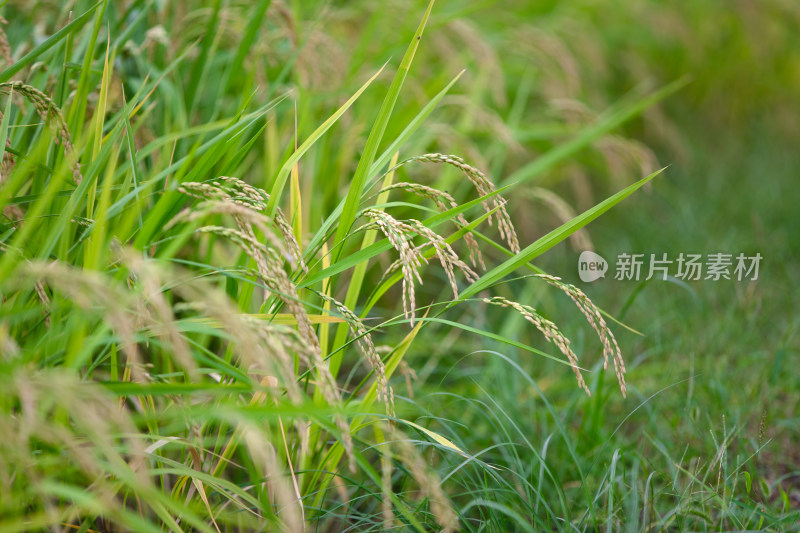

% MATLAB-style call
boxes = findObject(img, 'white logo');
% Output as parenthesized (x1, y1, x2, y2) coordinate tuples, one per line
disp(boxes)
(578, 251, 608, 282)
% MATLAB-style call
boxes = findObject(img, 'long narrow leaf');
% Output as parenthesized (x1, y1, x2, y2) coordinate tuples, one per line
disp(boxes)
(458, 168, 665, 301)
(265, 64, 387, 216)
(331, 0, 436, 258)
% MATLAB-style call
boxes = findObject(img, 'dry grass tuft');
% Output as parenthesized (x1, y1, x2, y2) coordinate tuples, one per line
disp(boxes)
(0, 367, 151, 526)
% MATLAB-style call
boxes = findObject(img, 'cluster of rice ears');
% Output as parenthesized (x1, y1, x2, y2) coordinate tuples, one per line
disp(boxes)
(0, 1, 674, 531)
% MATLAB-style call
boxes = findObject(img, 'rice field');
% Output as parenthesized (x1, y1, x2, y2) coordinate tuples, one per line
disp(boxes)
(1, 1, 798, 531)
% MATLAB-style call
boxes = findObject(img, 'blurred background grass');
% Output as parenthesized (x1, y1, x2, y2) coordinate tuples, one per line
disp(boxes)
(2, 0, 799, 529)
(306, 0, 800, 523)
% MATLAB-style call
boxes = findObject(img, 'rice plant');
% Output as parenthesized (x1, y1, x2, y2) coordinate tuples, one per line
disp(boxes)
(2, 1, 797, 531)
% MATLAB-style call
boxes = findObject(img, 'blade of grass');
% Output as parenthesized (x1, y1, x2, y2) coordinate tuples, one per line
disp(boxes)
(265, 64, 387, 216)
(66, 0, 109, 139)
(501, 78, 688, 186)
(331, 0, 436, 260)
(457, 168, 665, 302)
(302, 69, 464, 263)
(184, 0, 222, 114)
(0, 84, 12, 165)
(0, 1, 103, 83)
(218, 0, 272, 98)
(328, 152, 399, 376)
(86, 34, 113, 225)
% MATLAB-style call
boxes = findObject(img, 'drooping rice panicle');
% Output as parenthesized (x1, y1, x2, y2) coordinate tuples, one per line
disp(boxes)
(168, 199, 292, 260)
(366, 209, 479, 323)
(179, 177, 306, 271)
(483, 296, 590, 395)
(318, 292, 394, 416)
(195, 225, 318, 357)
(536, 274, 626, 396)
(527, 187, 594, 252)
(361, 209, 427, 325)
(0, 17, 11, 67)
(0, 82, 82, 184)
(387, 425, 459, 533)
(119, 249, 198, 379)
(380, 181, 485, 269)
(405, 218, 480, 295)
(385, 153, 520, 253)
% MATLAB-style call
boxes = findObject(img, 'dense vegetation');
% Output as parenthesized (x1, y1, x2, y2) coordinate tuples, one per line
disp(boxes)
(1, 1, 797, 531)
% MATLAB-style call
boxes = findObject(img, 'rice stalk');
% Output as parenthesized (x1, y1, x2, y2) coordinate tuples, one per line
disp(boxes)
(188, 225, 354, 469)
(484, 295, 590, 395)
(379, 181, 485, 269)
(317, 292, 394, 416)
(386, 425, 459, 533)
(172, 298, 311, 460)
(386, 153, 520, 253)
(536, 273, 626, 396)
(381, 436, 394, 530)
(240, 424, 304, 531)
(0, 81, 82, 184)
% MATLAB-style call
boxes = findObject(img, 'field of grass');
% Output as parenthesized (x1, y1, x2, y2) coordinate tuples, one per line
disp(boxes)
(1, 1, 798, 531)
